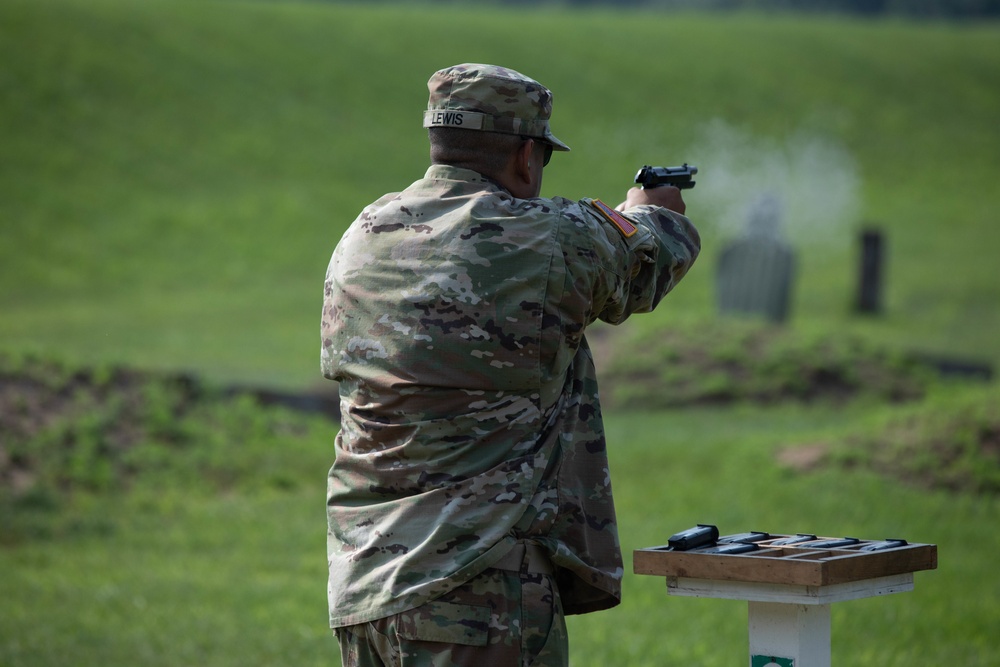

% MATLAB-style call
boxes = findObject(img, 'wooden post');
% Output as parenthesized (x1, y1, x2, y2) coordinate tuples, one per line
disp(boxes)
(748, 601, 830, 667)
(663, 574, 914, 667)
(856, 229, 884, 314)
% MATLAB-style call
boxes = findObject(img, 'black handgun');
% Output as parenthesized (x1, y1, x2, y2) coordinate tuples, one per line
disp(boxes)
(635, 164, 698, 190)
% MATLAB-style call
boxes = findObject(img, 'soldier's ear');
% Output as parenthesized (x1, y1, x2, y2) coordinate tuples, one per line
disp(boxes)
(514, 138, 534, 184)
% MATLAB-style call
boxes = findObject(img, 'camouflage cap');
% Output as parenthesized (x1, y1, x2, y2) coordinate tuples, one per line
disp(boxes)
(423, 63, 570, 152)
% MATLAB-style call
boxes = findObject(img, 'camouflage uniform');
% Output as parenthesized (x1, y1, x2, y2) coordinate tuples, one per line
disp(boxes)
(322, 64, 700, 666)
(335, 566, 567, 667)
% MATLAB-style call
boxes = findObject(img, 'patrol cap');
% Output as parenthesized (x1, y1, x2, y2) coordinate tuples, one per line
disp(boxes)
(423, 63, 571, 152)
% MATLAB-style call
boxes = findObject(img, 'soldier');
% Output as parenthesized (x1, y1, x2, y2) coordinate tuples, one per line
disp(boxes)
(321, 63, 700, 667)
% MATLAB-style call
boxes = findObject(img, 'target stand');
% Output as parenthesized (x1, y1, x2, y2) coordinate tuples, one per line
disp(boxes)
(634, 531, 937, 667)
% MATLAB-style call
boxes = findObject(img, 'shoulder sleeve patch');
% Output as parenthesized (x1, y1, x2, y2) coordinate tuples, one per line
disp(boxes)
(589, 199, 638, 238)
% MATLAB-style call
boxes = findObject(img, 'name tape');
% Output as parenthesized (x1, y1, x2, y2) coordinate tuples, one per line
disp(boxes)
(423, 110, 487, 130)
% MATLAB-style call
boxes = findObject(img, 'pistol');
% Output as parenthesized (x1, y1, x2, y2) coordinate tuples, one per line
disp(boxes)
(634, 164, 698, 190)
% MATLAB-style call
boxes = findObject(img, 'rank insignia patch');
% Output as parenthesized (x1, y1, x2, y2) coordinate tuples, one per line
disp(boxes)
(590, 199, 638, 238)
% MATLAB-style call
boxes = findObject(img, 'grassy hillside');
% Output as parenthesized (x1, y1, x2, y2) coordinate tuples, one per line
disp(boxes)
(1, 0, 999, 389)
(2, 367, 997, 666)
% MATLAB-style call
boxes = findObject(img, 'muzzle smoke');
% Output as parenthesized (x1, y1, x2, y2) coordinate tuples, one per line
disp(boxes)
(688, 120, 861, 249)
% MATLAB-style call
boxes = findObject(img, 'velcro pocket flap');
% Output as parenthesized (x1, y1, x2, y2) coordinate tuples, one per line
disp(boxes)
(397, 600, 490, 646)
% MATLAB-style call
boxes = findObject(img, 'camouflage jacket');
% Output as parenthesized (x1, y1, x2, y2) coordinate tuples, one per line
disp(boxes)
(322, 165, 699, 627)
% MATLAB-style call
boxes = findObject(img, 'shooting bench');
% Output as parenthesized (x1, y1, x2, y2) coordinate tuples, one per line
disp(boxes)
(634, 531, 937, 666)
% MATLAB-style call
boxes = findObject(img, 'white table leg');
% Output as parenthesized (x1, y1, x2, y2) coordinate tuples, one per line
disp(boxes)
(748, 601, 831, 667)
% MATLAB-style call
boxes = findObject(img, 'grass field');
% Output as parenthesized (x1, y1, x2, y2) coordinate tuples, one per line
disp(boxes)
(2, 0, 999, 388)
(3, 394, 997, 666)
(2, 0, 999, 665)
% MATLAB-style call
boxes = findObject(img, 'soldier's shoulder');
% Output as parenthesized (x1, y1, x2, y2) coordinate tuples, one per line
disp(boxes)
(356, 191, 404, 216)
(520, 195, 606, 228)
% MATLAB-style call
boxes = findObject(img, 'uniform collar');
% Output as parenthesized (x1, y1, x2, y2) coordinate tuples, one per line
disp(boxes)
(424, 164, 509, 194)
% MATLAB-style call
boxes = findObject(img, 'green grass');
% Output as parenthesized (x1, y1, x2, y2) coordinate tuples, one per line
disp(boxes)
(599, 317, 937, 407)
(588, 402, 1000, 666)
(2, 395, 997, 666)
(827, 383, 1000, 494)
(2, 0, 1000, 665)
(2, 0, 1000, 387)
(1, 488, 333, 666)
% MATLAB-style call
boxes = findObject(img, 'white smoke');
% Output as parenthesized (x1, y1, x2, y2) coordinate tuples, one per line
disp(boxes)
(686, 120, 862, 249)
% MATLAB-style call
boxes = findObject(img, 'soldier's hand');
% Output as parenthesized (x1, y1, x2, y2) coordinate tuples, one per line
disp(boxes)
(617, 186, 686, 215)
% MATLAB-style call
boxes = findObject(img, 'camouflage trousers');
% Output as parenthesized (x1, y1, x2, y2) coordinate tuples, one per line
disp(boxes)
(335, 546, 568, 667)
